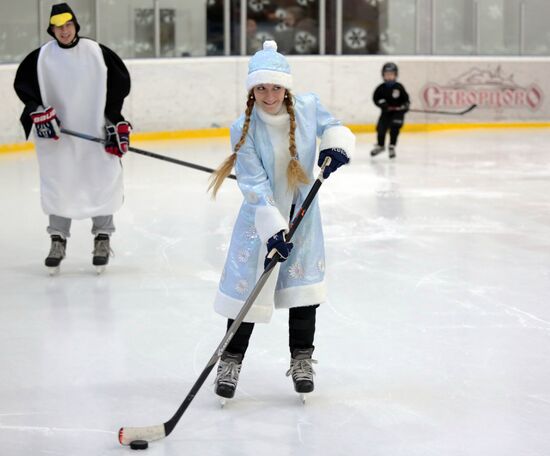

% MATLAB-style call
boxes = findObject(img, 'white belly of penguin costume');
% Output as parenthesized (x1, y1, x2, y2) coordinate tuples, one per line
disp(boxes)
(35, 39, 123, 219)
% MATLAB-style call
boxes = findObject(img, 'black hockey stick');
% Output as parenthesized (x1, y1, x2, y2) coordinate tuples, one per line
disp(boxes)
(408, 104, 477, 115)
(60, 127, 236, 180)
(118, 157, 332, 447)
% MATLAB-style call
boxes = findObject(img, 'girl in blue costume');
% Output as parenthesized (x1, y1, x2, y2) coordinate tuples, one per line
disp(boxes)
(209, 41, 355, 401)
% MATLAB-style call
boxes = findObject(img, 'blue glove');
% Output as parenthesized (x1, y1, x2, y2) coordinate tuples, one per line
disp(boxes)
(264, 230, 293, 269)
(318, 148, 350, 179)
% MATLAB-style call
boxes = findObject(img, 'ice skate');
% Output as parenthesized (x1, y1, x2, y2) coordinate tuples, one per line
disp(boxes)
(286, 348, 317, 402)
(92, 234, 112, 274)
(215, 352, 243, 406)
(370, 145, 385, 157)
(45, 235, 66, 275)
(389, 145, 396, 159)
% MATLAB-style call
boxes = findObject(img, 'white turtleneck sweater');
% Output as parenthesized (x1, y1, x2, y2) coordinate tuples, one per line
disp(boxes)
(256, 106, 295, 224)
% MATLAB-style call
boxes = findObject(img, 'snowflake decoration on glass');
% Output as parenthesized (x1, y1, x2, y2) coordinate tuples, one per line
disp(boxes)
(344, 27, 367, 50)
(296, 0, 315, 6)
(236, 279, 249, 295)
(275, 8, 286, 19)
(135, 9, 154, 26)
(275, 7, 287, 30)
(237, 249, 250, 263)
(249, 0, 270, 13)
(288, 262, 305, 280)
(244, 225, 258, 240)
(266, 195, 276, 206)
(294, 31, 317, 54)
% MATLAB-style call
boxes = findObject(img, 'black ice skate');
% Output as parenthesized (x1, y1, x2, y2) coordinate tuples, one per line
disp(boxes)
(92, 234, 112, 274)
(215, 352, 243, 407)
(286, 348, 317, 403)
(389, 145, 396, 159)
(45, 235, 66, 275)
(370, 145, 385, 157)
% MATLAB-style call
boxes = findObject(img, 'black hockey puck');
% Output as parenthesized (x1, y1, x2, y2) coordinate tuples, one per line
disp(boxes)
(130, 440, 148, 450)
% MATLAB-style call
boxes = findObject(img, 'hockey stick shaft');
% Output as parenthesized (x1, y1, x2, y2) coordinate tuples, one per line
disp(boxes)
(60, 127, 236, 180)
(408, 104, 477, 115)
(119, 158, 331, 445)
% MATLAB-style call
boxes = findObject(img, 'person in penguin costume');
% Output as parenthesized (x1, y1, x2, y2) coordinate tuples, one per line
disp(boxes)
(13, 2, 131, 274)
(370, 62, 410, 159)
(207, 41, 355, 403)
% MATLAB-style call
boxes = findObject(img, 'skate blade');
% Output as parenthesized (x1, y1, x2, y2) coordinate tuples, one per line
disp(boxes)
(95, 265, 106, 275)
(300, 394, 307, 404)
(219, 397, 228, 408)
(47, 266, 60, 276)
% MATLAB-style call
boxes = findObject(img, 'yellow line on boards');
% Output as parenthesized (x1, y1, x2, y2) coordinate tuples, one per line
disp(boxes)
(348, 122, 550, 133)
(0, 142, 35, 153)
(1, 122, 549, 154)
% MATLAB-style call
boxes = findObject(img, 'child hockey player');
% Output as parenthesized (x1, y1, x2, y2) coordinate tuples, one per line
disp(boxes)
(208, 40, 355, 402)
(13, 2, 131, 274)
(371, 62, 409, 159)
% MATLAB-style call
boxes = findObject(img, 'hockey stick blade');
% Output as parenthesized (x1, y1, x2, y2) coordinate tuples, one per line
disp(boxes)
(119, 425, 165, 445)
(59, 127, 236, 180)
(117, 157, 331, 446)
(409, 104, 477, 115)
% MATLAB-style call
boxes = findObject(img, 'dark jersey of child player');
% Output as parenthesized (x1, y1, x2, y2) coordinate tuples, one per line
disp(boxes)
(371, 62, 410, 159)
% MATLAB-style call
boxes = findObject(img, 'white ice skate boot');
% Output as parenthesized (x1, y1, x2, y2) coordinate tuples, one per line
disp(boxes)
(215, 352, 243, 407)
(389, 145, 396, 159)
(45, 235, 66, 275)
(286, 348, 317, 403)
(92, 234, 112, 274)
(370, 145, 385, 157)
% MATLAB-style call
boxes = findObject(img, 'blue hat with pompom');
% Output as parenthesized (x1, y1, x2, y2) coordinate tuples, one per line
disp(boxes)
(246, 41, 293, 91)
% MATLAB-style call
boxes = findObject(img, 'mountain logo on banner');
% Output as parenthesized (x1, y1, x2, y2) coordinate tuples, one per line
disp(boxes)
(421, 66, 543, 111)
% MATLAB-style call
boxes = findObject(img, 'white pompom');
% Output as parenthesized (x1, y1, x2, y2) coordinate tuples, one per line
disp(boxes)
(263, 40, 278, 51)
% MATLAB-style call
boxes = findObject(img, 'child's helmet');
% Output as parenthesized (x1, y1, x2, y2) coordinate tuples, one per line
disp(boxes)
(382, 62, 398, 76)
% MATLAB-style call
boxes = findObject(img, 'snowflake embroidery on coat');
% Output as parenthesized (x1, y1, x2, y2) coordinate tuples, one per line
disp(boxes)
(317, 260, 325, 273)
(247, 192, 259, 204)
(237, 249, 250, 263)
(235, 280, 249, 295)
(288, 262, 305, 280)
(244, 225, 258, 240)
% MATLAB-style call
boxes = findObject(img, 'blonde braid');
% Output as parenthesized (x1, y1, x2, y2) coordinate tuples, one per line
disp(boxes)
(208, 92, 256, 197)
(285, 92, 309, 192)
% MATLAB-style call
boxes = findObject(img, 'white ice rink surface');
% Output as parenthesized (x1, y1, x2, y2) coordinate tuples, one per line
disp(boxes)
(1, 129, 549, 456)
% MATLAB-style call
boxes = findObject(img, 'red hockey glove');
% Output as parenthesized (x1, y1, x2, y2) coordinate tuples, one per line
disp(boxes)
(31, 106, 61, 140)
(105, 122, 131, 157)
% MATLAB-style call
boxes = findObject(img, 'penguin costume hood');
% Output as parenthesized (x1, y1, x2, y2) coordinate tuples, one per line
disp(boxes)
(47, 3, 81, 45)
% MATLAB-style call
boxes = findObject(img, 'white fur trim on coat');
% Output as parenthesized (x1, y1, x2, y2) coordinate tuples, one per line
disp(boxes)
(214, 289, 274, 323)
(247, 70, 293, 91)
(319, 125, 356, 160)
(255, 205, 288, 243)
(274, 282, 327, 309)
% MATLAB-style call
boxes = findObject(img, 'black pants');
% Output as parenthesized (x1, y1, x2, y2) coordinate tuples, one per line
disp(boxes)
(377, 112, 405, 147)
(224, 304, 319, 358)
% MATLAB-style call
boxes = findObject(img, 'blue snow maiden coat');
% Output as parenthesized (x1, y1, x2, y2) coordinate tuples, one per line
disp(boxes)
(214, 93, 355, 323)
